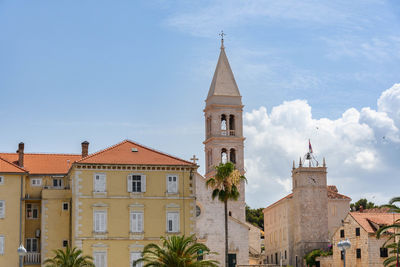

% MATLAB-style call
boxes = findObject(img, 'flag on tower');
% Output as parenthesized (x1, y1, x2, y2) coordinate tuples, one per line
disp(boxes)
(309, 139, 313, 153)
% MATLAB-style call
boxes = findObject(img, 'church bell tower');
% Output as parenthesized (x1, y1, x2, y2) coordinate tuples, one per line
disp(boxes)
(204, 37, 245, 220)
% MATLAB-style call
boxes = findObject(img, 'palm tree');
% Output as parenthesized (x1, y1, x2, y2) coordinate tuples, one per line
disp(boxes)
(376, 197, 400, 267)
(205, 161, 247, 267)
(43, 246, 94, 267)
(133, 235, 218, 267)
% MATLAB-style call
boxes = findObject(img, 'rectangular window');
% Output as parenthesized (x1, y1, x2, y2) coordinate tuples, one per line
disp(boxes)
(285, 250, 287, 259)
(93, 251, 107, 267)
(130, 212, 144, 233)
(166, 212, 179, 233)
(62, 202, 69, 211)
(355, 227, 360, 236)
(356, 248, 361, 259)
(340, 229, 345, 238)
(26, 204, 39, 219)
(167, 175, 178, 193)
(127, 174, 146, 193)
(94, 173, 106, 192)
(0, 201, 4, 218)
(130, 252, 142, 267)
(94, 210, 107, 233)
(31, 178, 42, 187)
(341, 251, 344, 260)
(62, 240, 68, 247)
(26, 238, 38, 252)
(380, 247, 388, 257)
(0, 236, 4, 255)
(52, 178, 63, 188)
(0, 176, 4, 185)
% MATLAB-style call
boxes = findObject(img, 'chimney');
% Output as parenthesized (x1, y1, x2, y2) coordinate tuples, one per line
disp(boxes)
(17, 142, 24, 167)
(359, 205, 364, 213)
(81, 141, 89, 158)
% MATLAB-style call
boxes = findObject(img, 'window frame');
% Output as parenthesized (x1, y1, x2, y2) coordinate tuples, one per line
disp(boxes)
(380, 247, 388, 258)
(30, 178, 42, 187)
(62, 202, 69, 211)
(356, 248, 361, 259)
(93, 251, 107, 267)
(130, 211, 144, 233)
(166, 211, 180, 233)
(130, 252, 143, 267)
(166, 174, 178, 193)
(52, 177, 63, 188)
(0, 200, 5, 219)
(93, 210, 107, 233)
(62, 240, 68, 248)
(127, 174, 146, 193)
(26, 203, 39, 219)
(26, 238, 38, 252)
(93, 173, 106, 193)
(0, 176, 4, 185)
(355, 227, 360, 236)
(340, 229, 345, 238)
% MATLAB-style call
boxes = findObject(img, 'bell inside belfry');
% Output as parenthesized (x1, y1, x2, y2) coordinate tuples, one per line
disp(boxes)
(306, 152, 311, 160)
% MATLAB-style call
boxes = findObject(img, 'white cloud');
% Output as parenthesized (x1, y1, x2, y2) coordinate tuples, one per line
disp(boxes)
(244, 83, 400, 208)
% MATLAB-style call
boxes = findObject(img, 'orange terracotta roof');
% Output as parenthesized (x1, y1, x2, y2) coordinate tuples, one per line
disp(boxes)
(350, 212, 400, 234)
(77, 140, 195, 166)
(0, 153, 81, 174)
(0, 157, 27, 173)
(263, 185, 350, 212)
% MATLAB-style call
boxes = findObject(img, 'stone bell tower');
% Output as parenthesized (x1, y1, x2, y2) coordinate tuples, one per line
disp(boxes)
(203, 37, 245, 221)
(290, 149, 330, 266)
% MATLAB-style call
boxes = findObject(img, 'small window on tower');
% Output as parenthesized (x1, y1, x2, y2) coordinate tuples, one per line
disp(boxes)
(356, 227, 360, 236)
(340, 229, 345, 238)
(230, 149, 236, 164)
(63, 240, 68, 247)
(221, 148, 227, 164)
(221, 114, 227, 135)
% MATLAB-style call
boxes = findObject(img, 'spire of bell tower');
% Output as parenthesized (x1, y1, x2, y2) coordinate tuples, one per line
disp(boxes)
(206, 34, 241, 106)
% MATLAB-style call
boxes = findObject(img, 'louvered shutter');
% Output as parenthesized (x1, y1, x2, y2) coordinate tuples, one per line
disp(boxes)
(167, 176, 172, 192)
(173, 176, 178, 193)
(0, 201, 4, 218)
(0, 236, 4, 255)
(131, 212, 136, 232)
(94, 212, 100, 232)
(127, 175, 132, 192)
(100, 211, 107, 232)
(173, 212, 180, 232)
(137, 213, 143, 232)
(141, 175, 146, 192)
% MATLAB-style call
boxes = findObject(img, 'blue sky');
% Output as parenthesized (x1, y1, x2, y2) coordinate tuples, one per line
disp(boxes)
(1, 0, 400, 208)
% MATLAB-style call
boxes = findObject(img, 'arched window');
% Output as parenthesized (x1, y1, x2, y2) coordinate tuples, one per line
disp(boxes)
(221, 148, 227, 164)
(221, 114, 227, 135)
(229, 115, 235, 136)
(206, 116, 212, 138)
(230, 148, 236, 164)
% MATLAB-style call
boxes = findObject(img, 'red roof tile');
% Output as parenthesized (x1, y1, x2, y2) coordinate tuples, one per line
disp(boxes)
(0, 153, 81, 174)
(350, 212, 400, 234)
(0, 157, 27, 173)
(77, 140, 195, 166)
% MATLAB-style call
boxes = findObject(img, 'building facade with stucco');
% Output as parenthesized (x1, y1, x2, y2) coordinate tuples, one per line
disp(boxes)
(263, 159, 351, 267)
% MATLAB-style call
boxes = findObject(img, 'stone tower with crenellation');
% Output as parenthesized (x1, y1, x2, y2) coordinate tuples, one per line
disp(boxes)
(289, 158, 330, 266)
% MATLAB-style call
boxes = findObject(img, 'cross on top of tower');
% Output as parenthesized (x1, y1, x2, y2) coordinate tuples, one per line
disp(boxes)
(190, 155, 199, 164)
(219, 30, 226, 49)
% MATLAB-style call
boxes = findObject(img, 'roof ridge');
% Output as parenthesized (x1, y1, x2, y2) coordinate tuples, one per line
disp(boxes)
(0, 152, 80, 156)
(0, 156, 27, 173)
(77, 139, 195, 165)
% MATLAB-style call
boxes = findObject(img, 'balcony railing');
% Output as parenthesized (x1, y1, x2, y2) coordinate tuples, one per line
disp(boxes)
(24, 252, 41, 265)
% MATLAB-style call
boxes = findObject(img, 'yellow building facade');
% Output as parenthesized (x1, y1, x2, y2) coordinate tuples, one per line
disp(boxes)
(0, 140, 196, 266)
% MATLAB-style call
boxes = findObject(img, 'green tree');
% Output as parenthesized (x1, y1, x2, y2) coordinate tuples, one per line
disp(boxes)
(350, 198, 377, 211)
(206, 162, 247, 267)
(133, 235, 219, 267)
(245, 205, 264, 230)
(376, 197, 400, 267)
(304, 249, 332, 267)
(43, 247, 94, 267)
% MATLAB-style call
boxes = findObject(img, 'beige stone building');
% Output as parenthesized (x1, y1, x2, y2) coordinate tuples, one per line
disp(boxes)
(195, 39, 249, 266)
(246, 222, 264, 265)
(263, 159, 350, 267)
(319, 211, 400, 267)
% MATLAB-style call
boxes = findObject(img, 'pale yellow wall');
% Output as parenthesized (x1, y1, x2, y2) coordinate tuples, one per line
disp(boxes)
(41, 189, 71, 261)
(263, 200, 289, 265)
(0, 173, 25, 267)
(71, 165, 196, 266)
(327, 199, 350, 239)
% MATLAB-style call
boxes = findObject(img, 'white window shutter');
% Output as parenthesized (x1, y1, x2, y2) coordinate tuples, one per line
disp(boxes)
(167, 176, 172, 192)
(138, 213, 143, 232)
(101, 212, 107, 232)
(174, 176, 178, 193)
(141, 175, 146, 192)
(131, 213, 136, 232)
(0, 236, 4, 254)
(173, 213, 180, 232)
(100, 174, 106, 192)
(94, 212, 99, 232)
(127, 175, 132, 192)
